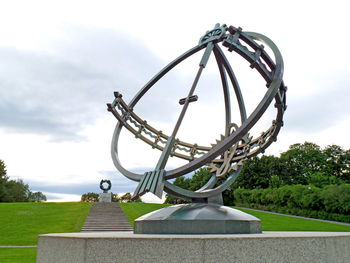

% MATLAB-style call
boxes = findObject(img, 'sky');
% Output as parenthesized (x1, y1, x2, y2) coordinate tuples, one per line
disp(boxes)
(0, 0, 349, 202)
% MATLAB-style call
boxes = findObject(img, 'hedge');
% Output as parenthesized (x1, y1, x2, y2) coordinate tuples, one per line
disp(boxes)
(233, 184, 350, 223)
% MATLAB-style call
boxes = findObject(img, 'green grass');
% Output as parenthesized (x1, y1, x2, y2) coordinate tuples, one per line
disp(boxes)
(0, 202, 348, 263)
(119, 203, 350, 232)
(119, 202, 171, 227)
(0, 202, 92, 245)
(0, 248, 37, 263)
(235, 207, 350, 232)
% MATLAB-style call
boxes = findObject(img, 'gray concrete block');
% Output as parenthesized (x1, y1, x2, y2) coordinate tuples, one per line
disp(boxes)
(204, 236, 328, 263)
(36, 232, 350, 263)
(36, 236, 86, 263)
(86, 237, 204, 263)
(99, 193, 112, 202)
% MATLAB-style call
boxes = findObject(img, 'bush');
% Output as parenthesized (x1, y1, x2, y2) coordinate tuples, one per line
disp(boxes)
(301, 187, 322, 210)
(322, 184, 350, 214)
(232, 188, 246, 204)
(307, 172, 344, 187)
(233, 184, 350, 222)
(260, 188, 273, 205)
(81, 192, 99, 202)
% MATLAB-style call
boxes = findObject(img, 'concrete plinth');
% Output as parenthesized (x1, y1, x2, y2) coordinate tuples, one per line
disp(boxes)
(36, 232, 350, 263)
(99, 193, 112, 202)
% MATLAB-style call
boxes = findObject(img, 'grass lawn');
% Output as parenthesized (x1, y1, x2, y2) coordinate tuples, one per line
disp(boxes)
(0, 202, 349, 263)
(236, 207, 350, 232)
(120, 203, 350, 232)
(0, 248, 37, 263)
(0, 202, 92, 245)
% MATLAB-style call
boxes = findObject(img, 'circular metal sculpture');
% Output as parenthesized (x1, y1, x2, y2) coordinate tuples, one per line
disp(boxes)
(100, 179, 112, 193)
(107, 23, 287, 205)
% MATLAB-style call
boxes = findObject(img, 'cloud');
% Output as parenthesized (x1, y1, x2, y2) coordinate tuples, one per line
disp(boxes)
(27, 166, 162, 197)
(28, 172, 138, 196)
(26, 164, 185, 198)
(0, 46, 109, 141)
(0, 24, 279, 143)
(44, 192, 81, 202)
(285, 70, 350, 133)
(0, 26, 184, 141)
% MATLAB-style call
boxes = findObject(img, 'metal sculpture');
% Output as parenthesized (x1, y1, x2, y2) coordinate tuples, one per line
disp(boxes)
(107, 23, 287, 205)
(100, 179, 112, 193)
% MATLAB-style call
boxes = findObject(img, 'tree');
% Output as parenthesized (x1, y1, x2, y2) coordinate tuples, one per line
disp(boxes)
(0, 159, 48, 202)
(120, 192, 132, 202)
(278, 142, 350, 185)
(29, 191, 47, 202)
(306, 172, 344, 188)
(323, 145, 350, 182)
(165, 168, 212, 204)
(165, 142, 350, 206)
(0, 159, 7, 179)
(233, 155, 282, 189)
(0, 159, 8, 201)
(112, 193, 120, 202)
(279, 142, 325, 185)
(2, 179, 31, 202)
(81, 192, 99, 202)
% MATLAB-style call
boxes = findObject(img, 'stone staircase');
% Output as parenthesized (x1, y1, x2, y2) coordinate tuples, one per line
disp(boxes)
(81, 202, 133, 232)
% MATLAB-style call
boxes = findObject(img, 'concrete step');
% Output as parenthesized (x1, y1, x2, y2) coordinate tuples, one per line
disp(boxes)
(81, 202, 133, 232)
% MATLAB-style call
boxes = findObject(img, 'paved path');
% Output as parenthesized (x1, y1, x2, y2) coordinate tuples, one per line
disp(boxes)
(81, 202, 133, 232)
(238, 207, 350, 226)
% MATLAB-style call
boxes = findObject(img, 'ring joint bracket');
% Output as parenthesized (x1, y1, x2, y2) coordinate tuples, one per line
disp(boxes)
(224, 26, 242, 52)
(249, 45, 264, 69)
(179, 95, 198, 105)
(274, 103, 284, 109)
(132, 170, 165, 200)
(199, 23, 227, 46)
(114, 91, 122, 99)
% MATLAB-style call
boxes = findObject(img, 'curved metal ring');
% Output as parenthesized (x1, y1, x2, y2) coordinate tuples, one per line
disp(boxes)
(110, 25, 286, 200)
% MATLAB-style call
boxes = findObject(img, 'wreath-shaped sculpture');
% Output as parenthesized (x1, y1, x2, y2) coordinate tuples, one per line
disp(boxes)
(107, 24, 287, 203)
(100, 179, 112, 193)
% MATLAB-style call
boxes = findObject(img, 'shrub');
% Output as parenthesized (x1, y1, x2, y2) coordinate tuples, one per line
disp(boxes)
(300, 186, 322, 210)
(322, 184, 350, 214)
(233, 184, 350, 222)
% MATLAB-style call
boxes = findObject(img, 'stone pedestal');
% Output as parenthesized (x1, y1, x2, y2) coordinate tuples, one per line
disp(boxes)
(36, 232, 350, 263)
(135, 203, 261, 234)
(99, 192, 112, 202)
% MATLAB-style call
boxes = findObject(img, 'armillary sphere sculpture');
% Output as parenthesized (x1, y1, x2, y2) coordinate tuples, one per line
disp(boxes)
(107, 24, 287, 234)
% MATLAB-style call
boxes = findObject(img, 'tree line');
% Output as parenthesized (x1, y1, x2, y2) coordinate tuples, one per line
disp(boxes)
(165, 142, 350, 221)
(81, 192, 141, 202)
(0, 159, 47, 202)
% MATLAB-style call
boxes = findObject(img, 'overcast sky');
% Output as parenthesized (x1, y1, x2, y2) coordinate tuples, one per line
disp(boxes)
(0, 0, 349, 202)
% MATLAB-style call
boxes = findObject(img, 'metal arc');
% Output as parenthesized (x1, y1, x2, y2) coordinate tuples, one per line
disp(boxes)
(164, 31, 284, 180)
(109, 26, 286, 201)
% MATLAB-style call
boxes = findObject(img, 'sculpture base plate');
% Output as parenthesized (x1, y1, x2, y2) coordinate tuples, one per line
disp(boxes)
(134, 203, 261, 234)
(36, 231, 350, 263)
